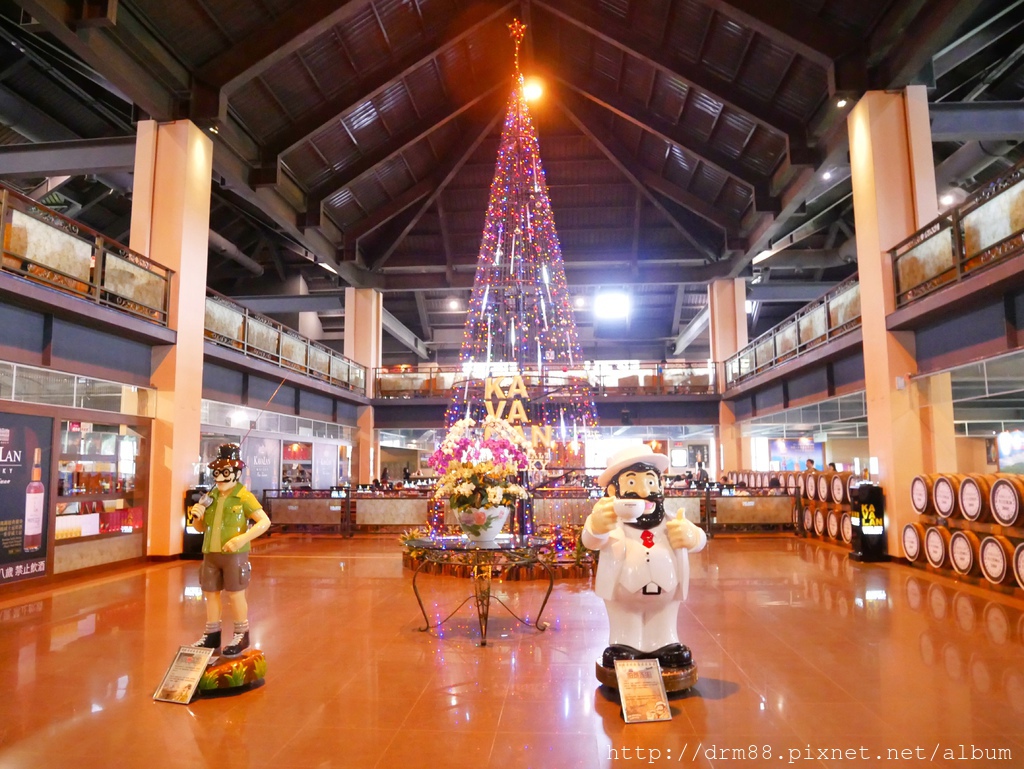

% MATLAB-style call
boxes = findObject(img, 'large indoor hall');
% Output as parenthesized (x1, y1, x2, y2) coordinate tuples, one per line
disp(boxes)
(1, 534, 1022, 768)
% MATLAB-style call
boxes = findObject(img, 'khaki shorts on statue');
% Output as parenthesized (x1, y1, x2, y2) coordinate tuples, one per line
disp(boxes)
(200, 552, 252, 592)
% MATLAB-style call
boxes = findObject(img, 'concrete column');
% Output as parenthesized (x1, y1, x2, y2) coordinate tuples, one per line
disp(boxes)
(130, 120, 213, 557)
(917, 372, 958, 471)
(344, 288, 382, 483)
(709, 279, 749, 474)
(849, 86, 943, 555)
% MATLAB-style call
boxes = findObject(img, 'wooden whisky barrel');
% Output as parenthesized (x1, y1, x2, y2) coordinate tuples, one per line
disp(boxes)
(978, 535, 1016, 585)
(813, 507, 826, 537)
(802, 505, 814, 534)
(948, 529, 981, 576)
(989, 475, 1024, 526)
(902, 522, 926, 562)
(826, 508, 841, 539)
(796, 472, 806, 498)
(957, 474, 992, 522)
(805, 472, 819, 501)
(910, 474, 939, 515)
(1013, 541, 1024, 592)
(924, 526, 951, 568)
(840, 511, 853, 543)
(830, 471, 854, 504)
(817, 472, 832, 503)
(932, 474, 966, 519)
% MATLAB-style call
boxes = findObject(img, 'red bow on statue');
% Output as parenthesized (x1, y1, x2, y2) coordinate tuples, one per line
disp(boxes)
(641, 530, 655, 548)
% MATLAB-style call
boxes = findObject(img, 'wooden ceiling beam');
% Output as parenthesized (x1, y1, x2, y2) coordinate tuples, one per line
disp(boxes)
(304, 85, 503, 213)
(194, 0, 366, 95)
(548, 67, 776, 203)
(534, 0, 809, 152)
(367, 112, 502, 271)
(263, 2, 514, 158)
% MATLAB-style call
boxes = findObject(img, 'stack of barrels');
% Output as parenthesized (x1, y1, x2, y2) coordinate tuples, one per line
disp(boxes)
(903, 471, 1024, 591)
(799, 468, 857, 547)
(727, 468, 857, 546)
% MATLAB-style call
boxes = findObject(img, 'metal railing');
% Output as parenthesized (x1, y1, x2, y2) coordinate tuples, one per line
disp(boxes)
(373, 360, 717, 399)
(891, 157, 1024, 307)
(1, 185, 173, 325)
(723, 276, 861, 388)
(204, 289, 366, 393)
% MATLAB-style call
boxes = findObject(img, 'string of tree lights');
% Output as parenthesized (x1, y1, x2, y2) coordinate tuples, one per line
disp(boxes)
(444, 20, 598, 441)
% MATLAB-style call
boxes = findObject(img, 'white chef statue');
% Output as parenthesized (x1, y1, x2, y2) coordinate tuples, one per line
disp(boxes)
(582, 444, 707, 671)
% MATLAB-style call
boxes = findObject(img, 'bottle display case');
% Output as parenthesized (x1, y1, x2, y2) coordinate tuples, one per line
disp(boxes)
(55, 421, 148, 540)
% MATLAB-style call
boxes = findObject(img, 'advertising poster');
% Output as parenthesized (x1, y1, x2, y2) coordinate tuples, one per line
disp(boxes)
(769, 438, 824, 471)
(153, 646, 214, 704)
(312, 442, 339, 489)
(687, 444, 709, 468)
(614, 659, 672, 723)
(241, 437, 280, 498)
(0, 413, 54, 585)
(996, 430, 1024, 473)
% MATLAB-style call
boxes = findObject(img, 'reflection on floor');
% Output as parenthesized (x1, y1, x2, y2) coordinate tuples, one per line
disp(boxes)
(1, 535, 1023, 768)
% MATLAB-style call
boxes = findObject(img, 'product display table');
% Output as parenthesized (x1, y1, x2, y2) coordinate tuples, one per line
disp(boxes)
(406, 534, 554, 645)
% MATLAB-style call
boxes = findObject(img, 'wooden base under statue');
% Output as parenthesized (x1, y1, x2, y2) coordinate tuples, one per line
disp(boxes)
(595, 661, 698, 692)
(198, 649, 267, 696)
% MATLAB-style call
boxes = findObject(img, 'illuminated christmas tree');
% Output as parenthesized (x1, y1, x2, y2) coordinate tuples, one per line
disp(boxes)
(445, 20, 597, 446)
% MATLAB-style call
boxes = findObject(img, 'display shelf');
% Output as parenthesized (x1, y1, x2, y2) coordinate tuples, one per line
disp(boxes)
(53, 420, 147, 542)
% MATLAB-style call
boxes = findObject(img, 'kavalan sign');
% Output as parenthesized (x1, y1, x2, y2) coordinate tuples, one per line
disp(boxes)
(483, 375, 552, 449)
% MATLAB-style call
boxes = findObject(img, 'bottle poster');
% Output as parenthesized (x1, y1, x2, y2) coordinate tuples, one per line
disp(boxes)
(241, 437, 280, 499)
(0, 412, 54, 585)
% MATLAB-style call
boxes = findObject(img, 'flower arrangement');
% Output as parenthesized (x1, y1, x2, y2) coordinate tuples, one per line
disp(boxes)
(428, 415, 532, 534)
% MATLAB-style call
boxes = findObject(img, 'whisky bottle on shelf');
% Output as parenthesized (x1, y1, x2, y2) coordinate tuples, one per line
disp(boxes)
(23, 448, 44, 552)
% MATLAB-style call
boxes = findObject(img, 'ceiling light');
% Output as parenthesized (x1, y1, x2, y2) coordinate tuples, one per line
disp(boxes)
(448, 298, 461, 311)
(574, 296, 585, 308)
(208, 125, 219, 134)
(939, 193, 955, 206)
(523, 78, 544, 101)
(752, 251, 773, 265)
(822, 170, 832, 181)
(836, 98, 848, 108)
(595, 291, 630, 319)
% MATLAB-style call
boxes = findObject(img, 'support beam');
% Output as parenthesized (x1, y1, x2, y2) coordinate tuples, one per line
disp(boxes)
(382, 308, 429, 359)
(370, 113, 502, 270)
(534, 0, 808, 149)
(747, 282, 837, 302)
(556, 92, 722, 260)
(230, 294, 344, 313)
(548, 67, 772, 201)
(871, 0, 979, 88)
(415, 291, 432, 342)
(193, 0, 366, 98)
(672, 305, 710, 356)
(265, 3, 514, 157)
(929, 102, 1024, 142)
(0, 137, 136, 177)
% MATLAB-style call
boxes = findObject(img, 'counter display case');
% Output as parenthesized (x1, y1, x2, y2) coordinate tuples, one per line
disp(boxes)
(55, 421, 147, 540)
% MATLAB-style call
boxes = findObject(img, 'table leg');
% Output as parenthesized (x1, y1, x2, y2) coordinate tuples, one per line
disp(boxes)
(472, 563, 492, 645)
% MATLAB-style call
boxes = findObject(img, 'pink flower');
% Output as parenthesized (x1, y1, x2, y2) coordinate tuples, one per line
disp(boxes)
(472, 510, 487, 524)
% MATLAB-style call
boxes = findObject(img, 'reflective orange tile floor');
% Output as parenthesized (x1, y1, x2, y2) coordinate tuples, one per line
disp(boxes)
(1, 535, 1023, 768)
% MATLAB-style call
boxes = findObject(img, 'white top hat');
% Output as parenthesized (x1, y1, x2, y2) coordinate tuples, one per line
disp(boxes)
(598, 444, 670, 487)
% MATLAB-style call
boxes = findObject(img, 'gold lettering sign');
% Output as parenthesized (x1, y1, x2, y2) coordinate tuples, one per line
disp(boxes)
(483, 375, 552, 449)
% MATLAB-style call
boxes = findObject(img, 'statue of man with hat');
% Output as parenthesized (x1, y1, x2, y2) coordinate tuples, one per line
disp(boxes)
(582, 444, 707, 684)
(188, 443, 271, 656)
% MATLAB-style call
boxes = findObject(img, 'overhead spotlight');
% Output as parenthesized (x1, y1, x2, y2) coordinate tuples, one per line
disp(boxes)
(574, 296, 585, 308)
(208, 125, 219, 135)
(595, 291, 630, 319)
(836, 98, 848, 108)
(523, 78, 544, 101)
(448, 298, 461, 311)
(939, 194, 955, 206)
(822, 170, 832, 181)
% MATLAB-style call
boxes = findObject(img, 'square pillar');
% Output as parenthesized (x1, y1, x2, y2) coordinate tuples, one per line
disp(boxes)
(344, 288, 382, 483)
(130, 120, 213, 556)
(849, 86, 947, 555)
(709, 278, 749, 475)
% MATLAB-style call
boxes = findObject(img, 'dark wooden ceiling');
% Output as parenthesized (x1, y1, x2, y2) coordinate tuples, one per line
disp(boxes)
(1, 0, 1021, 365)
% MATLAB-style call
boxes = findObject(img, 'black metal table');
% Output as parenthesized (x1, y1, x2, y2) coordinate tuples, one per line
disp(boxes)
(406, 534, 554, 645)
